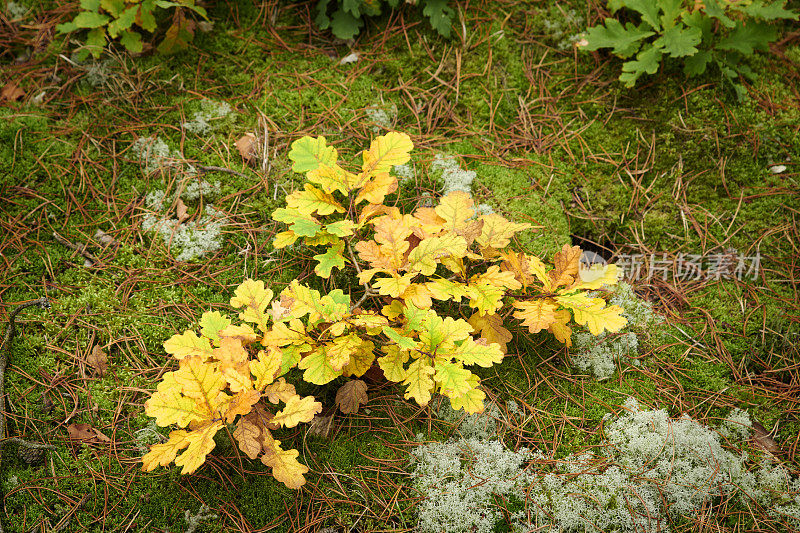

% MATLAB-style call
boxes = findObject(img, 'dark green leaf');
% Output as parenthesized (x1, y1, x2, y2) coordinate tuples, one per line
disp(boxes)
(83, 27, 107, 59)
(717, 21, 775, 54)
(329, 9, 363, 40)
(137, 0, 158, 32)
(100, 0, 126, 16)
(583, 19, 654, 57)
(119, 29, 143, 53)
(80, 0, 101, 10)
(703, 0, 736, 27)
(342, 0, 361, 17)
(619, 44, 663, 87)
(106, 5, 138, 37)
(56, 21, 79, 34)
(624, 0, 661, 29)
(315, 0, 332, 30)
(681, 11, 713, 41)
(658, 0, 683, 27)
(741, 1, 798, 21)
(683, 49, 711, 76)
(423, 0, 454, 38)
(654, 22, 701, 57)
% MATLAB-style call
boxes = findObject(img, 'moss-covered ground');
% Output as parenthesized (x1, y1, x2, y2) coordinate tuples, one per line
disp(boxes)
(0, 0, 798, 531)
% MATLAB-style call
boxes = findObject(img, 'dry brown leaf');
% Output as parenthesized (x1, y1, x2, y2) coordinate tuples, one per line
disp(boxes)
(1, 82, 24, 102)
(67, 423, 110, 443)
(86, 345, 108, 376)
(335, 379, 368, 414)
(308, 414, 334, 438)
(235, 133, 258, 164)
(751, 420, 779, 457)
(176, 198, 189, 223)
(549, 244, 581, 287)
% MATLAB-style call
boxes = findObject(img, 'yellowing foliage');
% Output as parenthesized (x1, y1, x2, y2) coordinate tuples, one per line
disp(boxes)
(143, 132, 627, 486)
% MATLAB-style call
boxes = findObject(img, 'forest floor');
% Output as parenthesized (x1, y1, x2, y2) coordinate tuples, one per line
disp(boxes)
(1, 0, 799, 531)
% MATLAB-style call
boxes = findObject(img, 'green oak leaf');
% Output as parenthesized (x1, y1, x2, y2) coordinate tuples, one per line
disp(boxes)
(654, 23, 701, 57)
(583, 19, 654, 57)
(619, 44, 663, 87)
(313, 241, 346, 278)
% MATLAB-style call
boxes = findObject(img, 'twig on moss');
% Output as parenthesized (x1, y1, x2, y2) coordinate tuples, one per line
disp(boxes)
(0, 297, 51, 533)
(52, 231, 99, 266)
(197, 165, 256, 181)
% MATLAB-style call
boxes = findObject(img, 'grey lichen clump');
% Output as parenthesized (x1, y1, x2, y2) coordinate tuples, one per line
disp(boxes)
(413, 398, 800, 532)
(570, 282, 663, 379)
(181, 100, 233, 135)
(142, 187, 225, 262)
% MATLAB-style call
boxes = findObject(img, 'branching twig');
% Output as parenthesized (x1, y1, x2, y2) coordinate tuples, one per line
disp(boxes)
(52, 232, 99, 266)
(197, 165, 256, 181)
(0, 297, 50, 533)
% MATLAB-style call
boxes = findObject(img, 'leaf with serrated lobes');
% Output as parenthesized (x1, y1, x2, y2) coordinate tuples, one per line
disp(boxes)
(289, 136, 338, 173)
(335, 379, 368, 414)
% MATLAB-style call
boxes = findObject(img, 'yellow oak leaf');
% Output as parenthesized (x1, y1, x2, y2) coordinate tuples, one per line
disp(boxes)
(472, 265, 522, 291)
(475, 213, 531, 249)
(218, 324, 258, 346)
(434, 191, 475, 233)
(512, 299, 558, 334)
(262, 377, 297, 404)
(272, 395, 322, 428)
(572, 302, 628, 336)
(261, 441, 309, 489)
(402, 359, 435, 406)
(199, 311, 232, 344)
(347, 312, 389, 334)
(406, 234, 468, 276)
(251, 347, 281, 390)
(342, 340, 375, 377)
(229, 279, 273, 325)
(465, 281, 505, 316)
(145, 373, 207, 427)
(286, 183, 345, 216)
(434, 361, 474, 399)
(426, 278, 470, 302)
(468, 312, 513, 353)
(273, 230, 298, 249)
(298, 346, 342, 385)
(355, 172, 398, 205)
(361, 131, 413, 176)
(142, 430, 190, 471)
(447, 374, 485, 413)
(307, 163, 358, 195)
(573, 263, 620, 290)
(172, 356, 227, 412)
(378, 345, 409, 382)
(401, 283, 433, 309)
(163, 331, 214, 361)
(354, 240, 394, 270)
(451, 337, 504, 367)
(373, 273, 415, 298)
(326, 334, 362, 371)
(549, 308, 573, 347)
(262, 319, 307, 347)
(413, 206, 446, 236)
(174, 420, 224, 474)
(224, 390, 261, 423)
